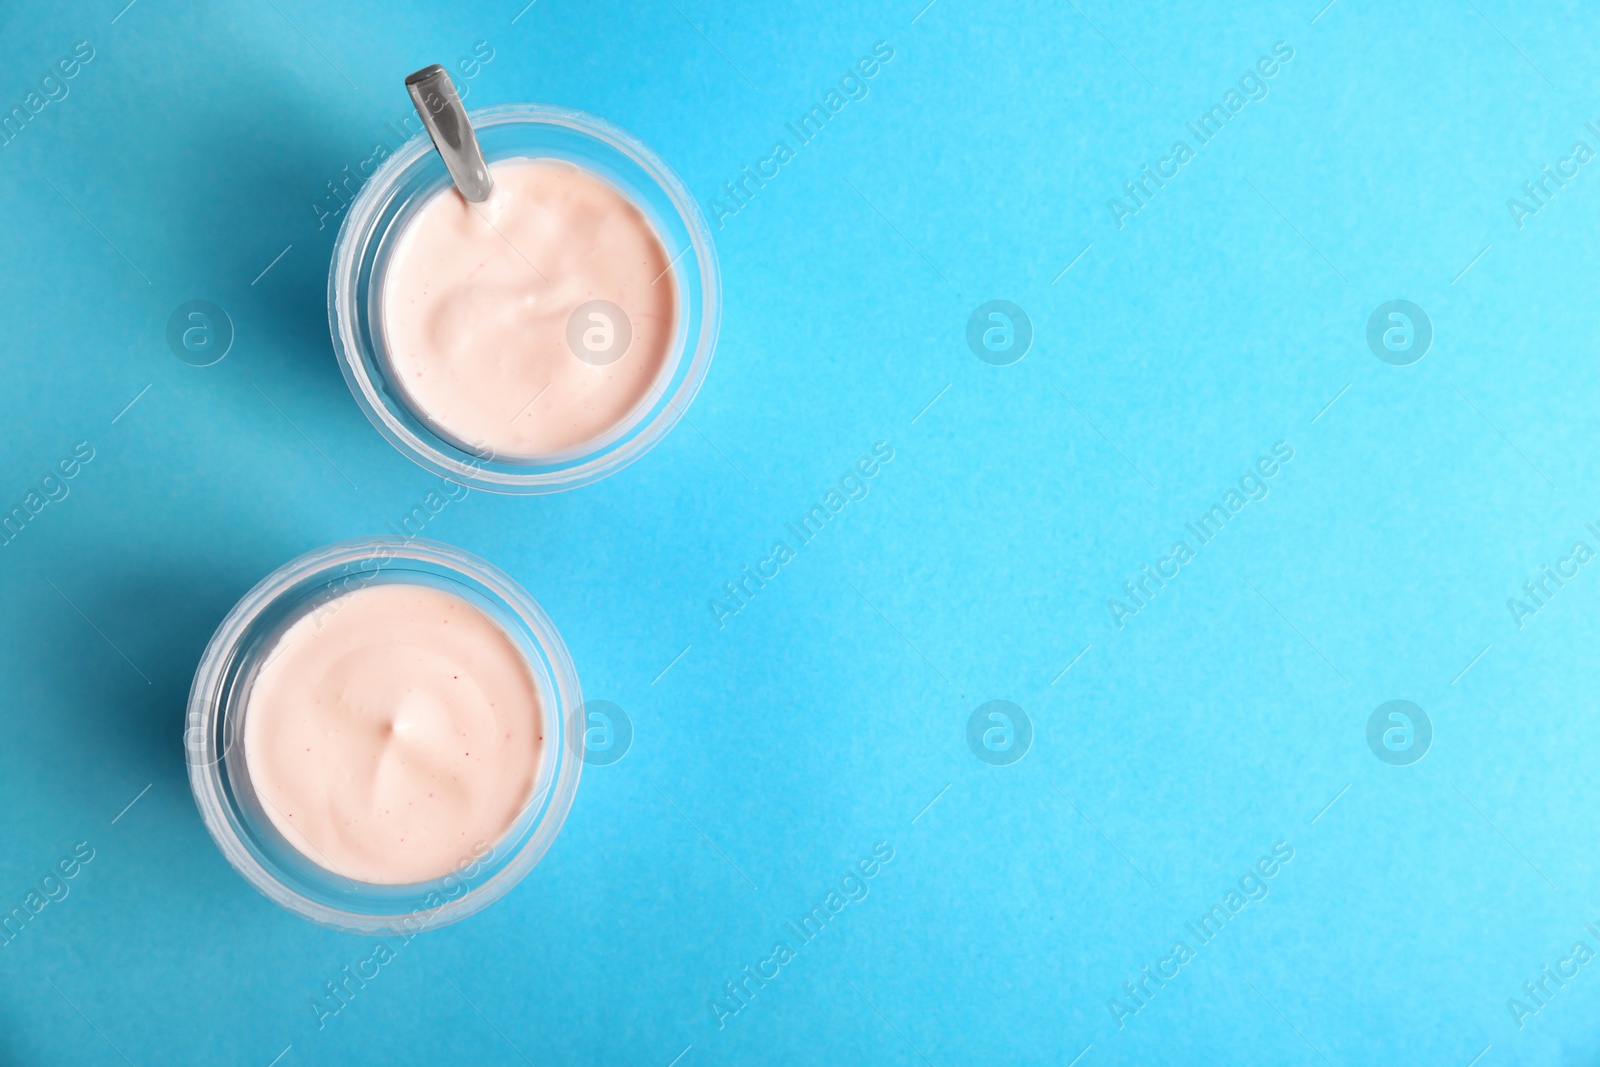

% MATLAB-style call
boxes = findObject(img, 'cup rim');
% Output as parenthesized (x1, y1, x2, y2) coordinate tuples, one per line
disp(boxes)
(185, 536, 583, 933)
(328, 102, 721, 495)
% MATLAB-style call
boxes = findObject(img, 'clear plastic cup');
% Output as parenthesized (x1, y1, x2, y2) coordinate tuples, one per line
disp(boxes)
(329, 103, 721, 494)
(185, 537, 583, 933)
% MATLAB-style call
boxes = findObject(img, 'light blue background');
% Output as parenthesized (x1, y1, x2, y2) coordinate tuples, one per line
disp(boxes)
(2, 0, 1599, 1063)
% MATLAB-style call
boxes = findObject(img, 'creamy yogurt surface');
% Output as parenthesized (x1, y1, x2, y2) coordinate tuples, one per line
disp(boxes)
(243, 582, 543, 885)
(382, 157, 677, 458)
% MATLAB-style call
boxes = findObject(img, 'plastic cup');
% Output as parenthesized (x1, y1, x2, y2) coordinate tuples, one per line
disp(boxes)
(329, 103, 720, 494)
(186, 537, 582, 933)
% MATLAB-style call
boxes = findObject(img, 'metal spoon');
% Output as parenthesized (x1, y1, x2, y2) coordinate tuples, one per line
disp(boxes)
(405, 64, 494, 202)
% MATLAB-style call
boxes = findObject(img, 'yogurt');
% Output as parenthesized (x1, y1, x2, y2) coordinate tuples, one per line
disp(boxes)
(242, 582, 542, 885)
(382, 158, 677, 458)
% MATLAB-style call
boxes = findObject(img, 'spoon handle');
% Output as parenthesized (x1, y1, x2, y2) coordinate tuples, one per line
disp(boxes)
(405, 64, 494, 203)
